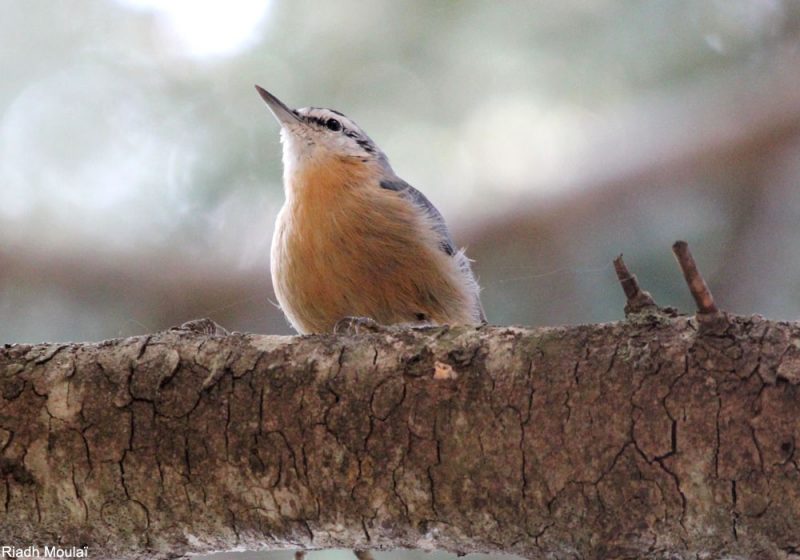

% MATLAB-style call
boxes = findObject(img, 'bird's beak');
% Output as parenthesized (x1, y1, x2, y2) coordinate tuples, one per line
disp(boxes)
(255, 85, 301, 127)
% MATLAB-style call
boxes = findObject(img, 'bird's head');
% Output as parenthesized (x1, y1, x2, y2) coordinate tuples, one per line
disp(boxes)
(255, 85, 389, 179)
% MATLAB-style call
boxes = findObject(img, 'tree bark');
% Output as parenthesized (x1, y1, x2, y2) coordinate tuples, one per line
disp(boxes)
(1, 314, 800, 559)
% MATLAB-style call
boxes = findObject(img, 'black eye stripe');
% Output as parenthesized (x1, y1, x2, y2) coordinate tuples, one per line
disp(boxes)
(305, 115, 345, 131)
(299, 111, 376, 154)
(356, 139, 374, 153)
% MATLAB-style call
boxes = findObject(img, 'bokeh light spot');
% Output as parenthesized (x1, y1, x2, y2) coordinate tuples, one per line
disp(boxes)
(116, 0, 271, 58)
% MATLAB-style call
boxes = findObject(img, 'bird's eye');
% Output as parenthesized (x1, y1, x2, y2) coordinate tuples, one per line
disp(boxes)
(325, 118, 342, 132)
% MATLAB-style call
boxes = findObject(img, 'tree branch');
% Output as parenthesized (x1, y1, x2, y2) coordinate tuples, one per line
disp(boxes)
(2, 310, 800, 559)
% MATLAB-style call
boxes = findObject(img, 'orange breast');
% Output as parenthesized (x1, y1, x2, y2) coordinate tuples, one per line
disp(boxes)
(271, 156, 476, 333)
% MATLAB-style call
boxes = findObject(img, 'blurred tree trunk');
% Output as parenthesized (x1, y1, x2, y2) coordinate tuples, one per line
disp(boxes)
(1, 315, 799, 559)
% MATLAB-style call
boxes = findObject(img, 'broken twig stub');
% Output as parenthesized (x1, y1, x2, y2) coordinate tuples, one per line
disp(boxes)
(672, 240, 719, 314)
(613, 254, 657, 315)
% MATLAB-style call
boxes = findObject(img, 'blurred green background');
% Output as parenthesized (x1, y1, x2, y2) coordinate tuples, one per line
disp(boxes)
(2, 1, 800, 558)
(3, 0, 800, 345)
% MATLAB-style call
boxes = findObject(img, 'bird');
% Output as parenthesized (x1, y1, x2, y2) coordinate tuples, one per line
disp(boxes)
(255, 85, 485, 335)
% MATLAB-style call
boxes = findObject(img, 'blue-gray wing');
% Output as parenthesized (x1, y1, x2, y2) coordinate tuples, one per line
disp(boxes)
(379, 178, 457, 256)
(380, 177, 487, 322)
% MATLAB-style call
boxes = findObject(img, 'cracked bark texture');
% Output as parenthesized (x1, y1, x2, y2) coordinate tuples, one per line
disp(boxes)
(2, 314, 800, 559)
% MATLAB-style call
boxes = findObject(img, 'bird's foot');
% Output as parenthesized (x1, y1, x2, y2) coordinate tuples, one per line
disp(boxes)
(333, 316, 384, 335)
(171, 318, 229, 336)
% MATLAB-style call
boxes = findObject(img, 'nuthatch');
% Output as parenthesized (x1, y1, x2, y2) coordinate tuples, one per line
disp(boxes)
(255, 86, 486, 334)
